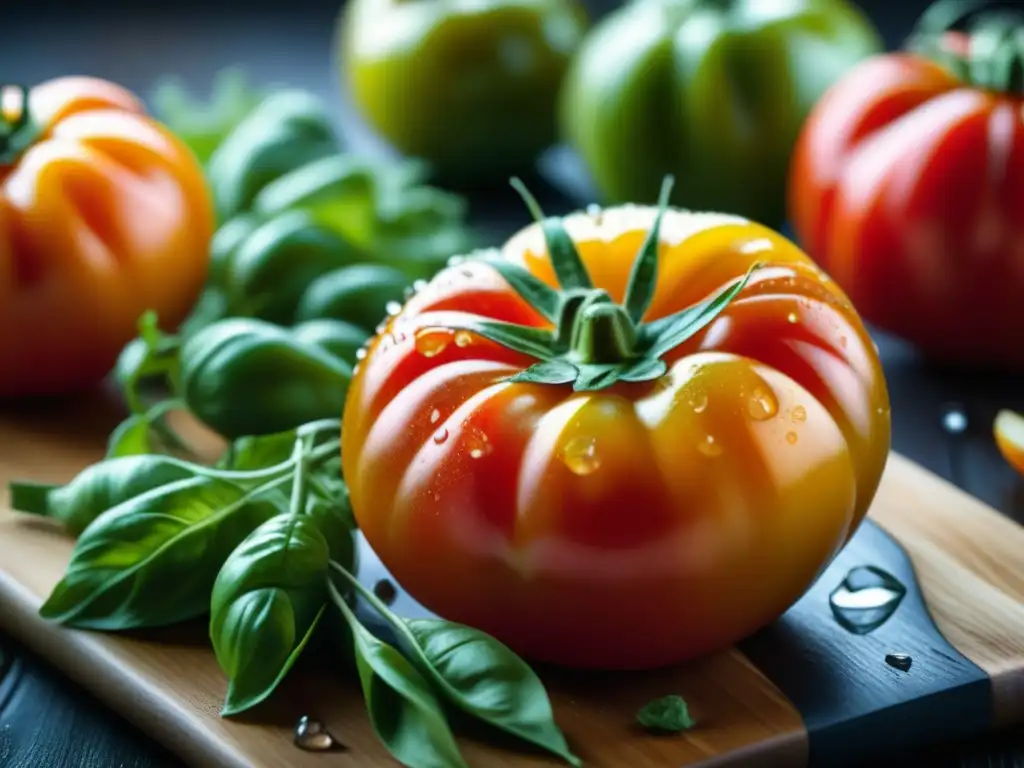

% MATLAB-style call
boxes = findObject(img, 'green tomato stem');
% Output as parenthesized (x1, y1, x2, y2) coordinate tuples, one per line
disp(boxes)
(0, 85, 42, 166)
(568, 301, 638, 365)
(909, 0, 1024, 94)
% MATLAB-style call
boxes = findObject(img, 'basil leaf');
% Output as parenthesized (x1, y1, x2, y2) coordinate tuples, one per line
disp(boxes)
(330, 565, 579, 766)
(210, 514, 330, 716)
(151, 68, 264, 167)
(40, 476, 280, 629)
(306, 496, 356, 569)
(506, 360, 578, 386)
(114, 312, 181, 413)
(405, 619, 582, 767)
(8, 455, 196, 536)
(636, 695, 695, 733)
(218, 430, 299, 471)
(106, 414, 153, 458)
(329, 581, 468, 768)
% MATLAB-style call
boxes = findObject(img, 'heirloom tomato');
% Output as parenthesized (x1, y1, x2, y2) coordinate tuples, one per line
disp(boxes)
(558, 0, 881, 228)
(342, 180, 891, 670)
(790, 1, 1024, 369)
(0, 77, 213, 398)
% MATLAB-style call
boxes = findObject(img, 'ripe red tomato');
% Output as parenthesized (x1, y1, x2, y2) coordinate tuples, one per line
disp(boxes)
(0, 77, 214, 397)
(342, 195, 890, 670)
(789, 5, 1024, 369)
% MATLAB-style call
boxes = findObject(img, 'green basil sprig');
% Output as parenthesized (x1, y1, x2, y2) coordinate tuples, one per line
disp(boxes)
(210, 513, 333, 715)
(327, 575, 469, 768)
(39, 475, 280, 629)
(330, 564, 582, 767)
(8, 454, 195, 536)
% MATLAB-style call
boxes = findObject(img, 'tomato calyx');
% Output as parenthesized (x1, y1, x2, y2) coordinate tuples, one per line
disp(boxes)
(907, 0, 1024, 94)
(427, 176, 761, 392)
(0, 85, 42, 167)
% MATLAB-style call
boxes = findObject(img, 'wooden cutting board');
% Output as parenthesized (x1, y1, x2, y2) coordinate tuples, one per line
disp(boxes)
(1, 387, 1024, 768)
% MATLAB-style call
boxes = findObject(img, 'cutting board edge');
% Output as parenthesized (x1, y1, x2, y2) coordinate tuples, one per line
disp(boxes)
(0, 567, 251, 768)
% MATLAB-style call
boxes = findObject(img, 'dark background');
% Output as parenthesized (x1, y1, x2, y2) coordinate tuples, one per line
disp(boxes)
(4, 0, 1024, 766)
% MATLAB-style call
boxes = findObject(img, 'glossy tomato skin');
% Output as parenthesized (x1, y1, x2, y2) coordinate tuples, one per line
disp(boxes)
(342, 209, 891, 670)
(790, 53, 1024, 370)
(0, 77, 214, 397)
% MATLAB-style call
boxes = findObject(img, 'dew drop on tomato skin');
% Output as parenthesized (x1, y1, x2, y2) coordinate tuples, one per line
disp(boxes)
(414, 328, 452, 357)
(454, 330, 473, 348)
(792, 405, 807, 423)
(429, 408, 441, 424)
(432, 427, 449, 444)
(559, 435, 601, 475)
(697, 434, 723, 457)
(746, 387, 778, 421)
(786, 431, 799, 444)
(466, 428, 493, 459)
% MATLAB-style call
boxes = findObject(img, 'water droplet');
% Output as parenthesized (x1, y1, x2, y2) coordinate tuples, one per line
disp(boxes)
(586, 203, 601, 216)
(375, 321, 388, 334)
(467, 430, 492, 459)
(432, 427, 449, 444)
(385, 301, 402, 317)
(792, 405, 807, 423)
(786, 431, 798, 444)
(561, 436, 601, 475)
(691, 394, 708, 413)
(829, 565, 907, 635)
(885, 653, 912, 672)
(355, 347, 367, 361)
(352, 363, 361, 377)
(402, 285, 415, 299)
(373, 579, 397, 605)
(746, 387, 778, 421)
(294, 716, 339, 752)
(433, 492, 440, 502)
(454, 331, 473, 348)
(787, 312, 798, 324)
(447, 254, 465, 267)
(429, 409, 441, 424)
(413, 279, 428, 292)
(698, 434, 723, 457)
(940, 403, 968, 435)
(415, 329, 451, 358)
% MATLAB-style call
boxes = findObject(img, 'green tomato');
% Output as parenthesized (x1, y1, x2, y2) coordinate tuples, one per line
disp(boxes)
(558, 0, 882, 228)
(338, 0, 589, 182)
(180, 318, 352, 439)
(216, 209, 362, 325)
(295, 264, 410, 332)
(208, 90, 340, 220)
(291, 319, 370, 364)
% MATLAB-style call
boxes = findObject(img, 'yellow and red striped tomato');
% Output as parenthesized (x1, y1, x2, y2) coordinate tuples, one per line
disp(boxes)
(342, 202, 890, 670)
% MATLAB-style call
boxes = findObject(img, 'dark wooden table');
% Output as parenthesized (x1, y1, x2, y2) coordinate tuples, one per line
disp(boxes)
(3, 0, 1024, 766)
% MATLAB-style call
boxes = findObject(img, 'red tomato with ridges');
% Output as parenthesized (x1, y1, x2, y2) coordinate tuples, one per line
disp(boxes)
(342, 203, 890, 670)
